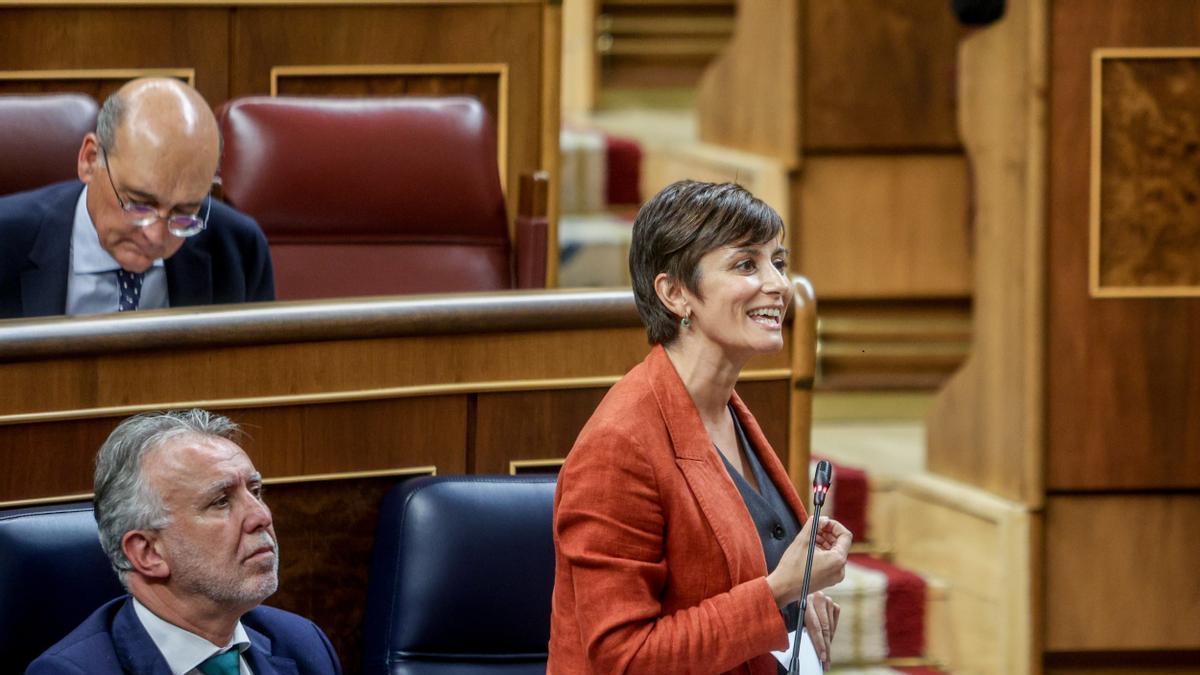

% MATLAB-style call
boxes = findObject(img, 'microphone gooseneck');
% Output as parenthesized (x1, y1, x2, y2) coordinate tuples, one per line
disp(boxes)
(787, 460, 833, 675)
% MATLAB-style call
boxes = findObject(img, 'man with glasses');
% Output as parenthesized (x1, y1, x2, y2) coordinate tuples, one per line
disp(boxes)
(0, 78, 274, 318)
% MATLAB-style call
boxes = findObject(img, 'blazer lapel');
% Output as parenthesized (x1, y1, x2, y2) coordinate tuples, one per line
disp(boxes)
(646, 346, 768, 584)
(242, 624, 299, 675)
(165, 240, 212, 307)
(730, 393, 809, 523)
(111, 598, 174, 675)
(19, 187, 76, 317)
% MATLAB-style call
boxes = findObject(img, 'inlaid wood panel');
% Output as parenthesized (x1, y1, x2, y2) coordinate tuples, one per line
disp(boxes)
(1045, 495, 1200, 651)
(803, 0, 962, 152)
(0, 8, 228, 103)
(1091, 51, 1200, 296)
(1047, 0, 1200, 491)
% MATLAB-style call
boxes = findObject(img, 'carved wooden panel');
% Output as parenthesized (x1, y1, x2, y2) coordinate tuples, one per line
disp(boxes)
(1090, 50, 1200, 297)
(0, 69, 194, 101)
(474, 387, 608, 474)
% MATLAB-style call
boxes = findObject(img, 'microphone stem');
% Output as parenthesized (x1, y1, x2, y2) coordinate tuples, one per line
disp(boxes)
(788, 501, 824, 675)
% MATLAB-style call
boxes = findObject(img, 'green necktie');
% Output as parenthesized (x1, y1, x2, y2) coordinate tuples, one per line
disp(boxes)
(197, 649, 240, 675)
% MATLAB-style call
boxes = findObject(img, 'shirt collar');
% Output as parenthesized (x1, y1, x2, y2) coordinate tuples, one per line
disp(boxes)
(132, 597, 251, 675)
(71, 185, 165, 274)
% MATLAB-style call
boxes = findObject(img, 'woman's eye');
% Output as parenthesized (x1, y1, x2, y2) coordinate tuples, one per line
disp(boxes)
(735, 259, 756, 272)
(773, 258, 788, 271)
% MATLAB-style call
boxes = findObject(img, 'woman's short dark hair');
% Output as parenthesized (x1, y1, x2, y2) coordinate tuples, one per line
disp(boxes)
(629, 180, 784, 345)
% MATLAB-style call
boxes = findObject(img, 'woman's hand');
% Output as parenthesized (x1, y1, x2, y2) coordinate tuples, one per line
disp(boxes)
(805, 591, 840, 670)
(766, 516, 852, 607)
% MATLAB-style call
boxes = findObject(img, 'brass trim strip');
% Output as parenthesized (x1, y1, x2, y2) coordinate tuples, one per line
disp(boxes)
(0, 1, 542, 5)
(264, 465, 436, 485)
(1090, 48, 1200, 298)
(0, 369, 790, 426)
(0, 492, 93, 509)
(0, 68, 195, 85)
(0, 465, 436, 509)
(508, 458, 565, 475)
(269, 63, 509, 194)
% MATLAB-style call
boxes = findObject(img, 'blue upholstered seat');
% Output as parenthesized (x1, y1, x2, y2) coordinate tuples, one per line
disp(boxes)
(0, 501, 124, 671)
(362, 475, 558, 675)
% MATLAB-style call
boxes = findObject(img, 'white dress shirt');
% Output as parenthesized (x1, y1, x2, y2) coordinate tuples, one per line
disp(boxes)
(66, 186, 169, 315)
(132, 597, 254, 675)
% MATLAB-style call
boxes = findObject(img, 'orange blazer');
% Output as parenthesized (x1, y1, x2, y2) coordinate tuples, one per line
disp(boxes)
(549, 345, 809, 675)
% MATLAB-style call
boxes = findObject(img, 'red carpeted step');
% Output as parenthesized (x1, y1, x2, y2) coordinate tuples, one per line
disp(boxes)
(819, 457, 870, 542)
(847, 554, 927, 659)
(604, 134, 642, 206)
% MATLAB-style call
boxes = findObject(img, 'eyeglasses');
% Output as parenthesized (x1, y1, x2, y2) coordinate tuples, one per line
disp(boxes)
(100, 146, 212, 237)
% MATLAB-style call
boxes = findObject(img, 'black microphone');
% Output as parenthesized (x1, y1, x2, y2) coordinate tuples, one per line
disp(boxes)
(788, 460, 833, 675)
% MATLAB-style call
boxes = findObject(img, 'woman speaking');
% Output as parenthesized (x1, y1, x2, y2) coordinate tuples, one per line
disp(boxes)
(549, 181, 852, 674)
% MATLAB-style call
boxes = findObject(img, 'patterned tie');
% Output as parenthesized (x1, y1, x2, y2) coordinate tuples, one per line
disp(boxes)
(197, 649, 240, 675)
(116, 269, 144, 312)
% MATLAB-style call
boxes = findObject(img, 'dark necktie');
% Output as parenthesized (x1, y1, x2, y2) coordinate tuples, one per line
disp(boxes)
(116, 270, 144, 312)
(197, 649, 240, 675)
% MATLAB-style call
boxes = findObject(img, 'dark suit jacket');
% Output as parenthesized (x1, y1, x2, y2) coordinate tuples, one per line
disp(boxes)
(26, 596, 342, 675)
(0, 181, 275, 319)
(548, 344, 809, 675)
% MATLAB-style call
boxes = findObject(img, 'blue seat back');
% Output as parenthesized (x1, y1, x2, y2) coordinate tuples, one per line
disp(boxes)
(0, 501, 124, 670)
(362, 475, 557, 675)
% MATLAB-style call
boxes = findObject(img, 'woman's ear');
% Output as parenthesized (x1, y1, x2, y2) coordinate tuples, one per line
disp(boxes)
(654, 272, 688, 319)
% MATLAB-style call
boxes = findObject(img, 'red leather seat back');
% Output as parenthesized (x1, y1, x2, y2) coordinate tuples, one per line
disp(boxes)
(0, 94, 97, 196)
(219, 96, 513, 300)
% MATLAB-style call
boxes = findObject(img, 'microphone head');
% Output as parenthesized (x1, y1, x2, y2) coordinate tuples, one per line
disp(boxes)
(814, 460, 832, 488)
(812, 460, 833, 507)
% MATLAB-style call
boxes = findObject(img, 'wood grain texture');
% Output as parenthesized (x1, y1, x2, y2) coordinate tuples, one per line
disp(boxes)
(0, 7, 229, 103)
(695, 0, 800, 163)
(802, 0, 961, 152)
(473, 387, 609, 474)
(1044, 495, 1200, 651)
(925, 0, 1047, 504)
(1095, 55, 1200, 290)
(1047, 0, 1200, 491)
(268, 475, 423, 675)
(794, 155, 971, 299)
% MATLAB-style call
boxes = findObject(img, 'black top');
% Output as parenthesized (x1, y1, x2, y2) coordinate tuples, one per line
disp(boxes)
(718, 404, 803, 633)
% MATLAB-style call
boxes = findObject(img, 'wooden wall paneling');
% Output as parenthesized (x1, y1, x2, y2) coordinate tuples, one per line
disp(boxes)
(228, 4, 545, 228)
(732, 379, 790, 466)
(794, 155, 971, 299)
(0, 8, 229, 104)
(1044, 495, 1200, 652)
(694, 0, 801, 163)
(0, 68, 195, 100)
(802, 0, 961, 152)
(541, 0, 562, 287)
(0, 396, 466, 503)
(925, 0, 1047, 504)
(1047, 0, 1200, 491)
(473, 387, 608, 474)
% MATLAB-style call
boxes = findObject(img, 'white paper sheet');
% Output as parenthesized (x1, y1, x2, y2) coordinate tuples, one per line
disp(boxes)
(770, 627, 823, 674)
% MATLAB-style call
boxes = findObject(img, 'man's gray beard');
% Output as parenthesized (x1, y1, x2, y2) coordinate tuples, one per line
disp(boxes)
(171, 532, 279, 607)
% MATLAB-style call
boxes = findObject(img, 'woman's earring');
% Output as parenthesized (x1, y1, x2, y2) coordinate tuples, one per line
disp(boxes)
(680, 312, 692, 329)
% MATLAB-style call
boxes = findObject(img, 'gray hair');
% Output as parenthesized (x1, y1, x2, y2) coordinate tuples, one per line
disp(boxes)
(93, 409, 241, 584)
(95, 90, 125, 155)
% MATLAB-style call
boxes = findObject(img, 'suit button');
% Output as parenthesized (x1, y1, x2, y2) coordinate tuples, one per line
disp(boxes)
(772, 523, 785, 540)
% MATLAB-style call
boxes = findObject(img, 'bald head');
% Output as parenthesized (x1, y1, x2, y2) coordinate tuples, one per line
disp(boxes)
(97, 78, 220, 181)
